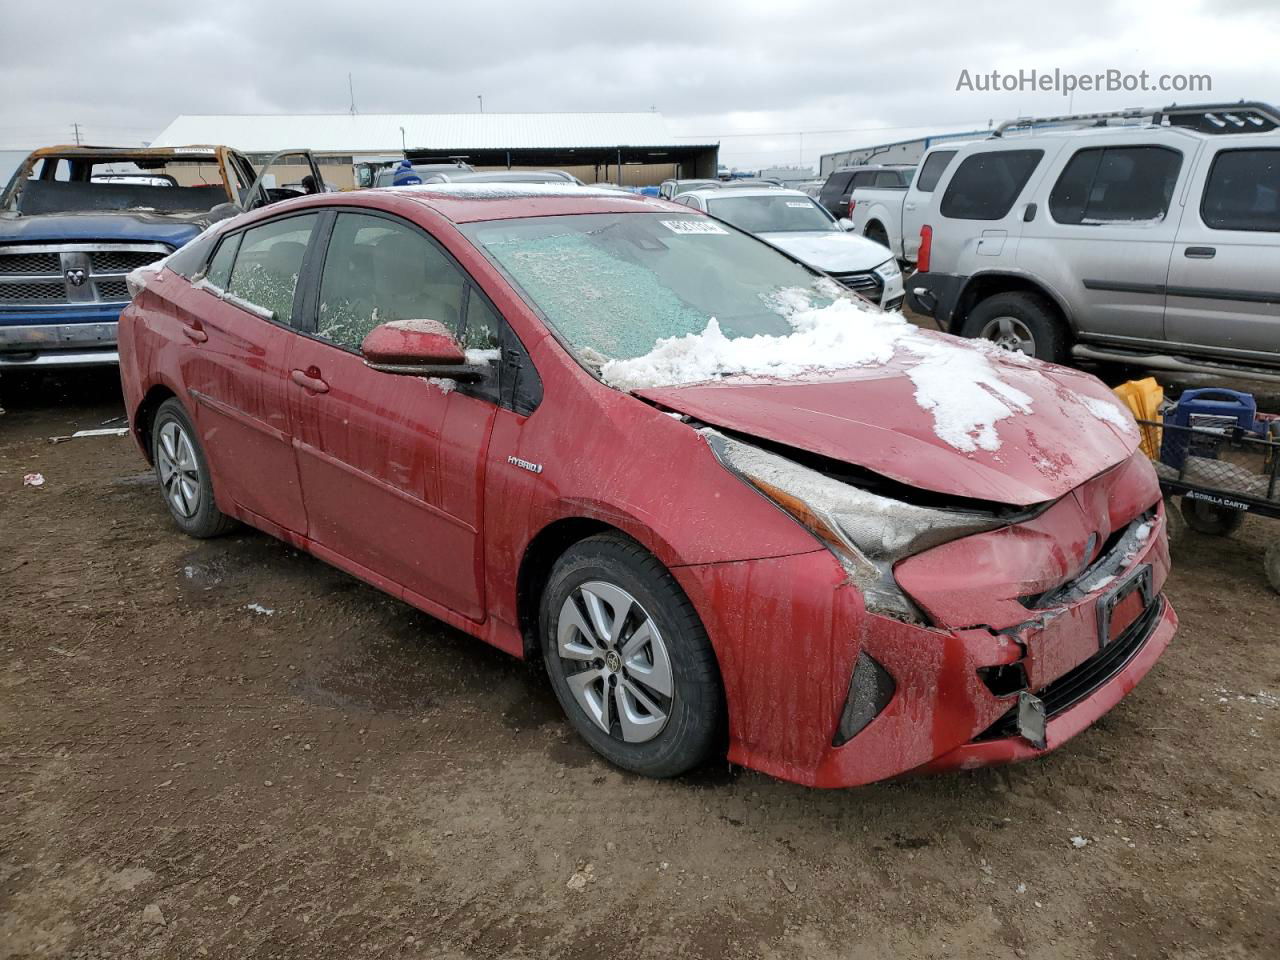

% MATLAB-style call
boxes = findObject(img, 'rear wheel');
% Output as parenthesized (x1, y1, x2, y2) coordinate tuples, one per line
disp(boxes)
(1179, 495, 1245, 537)
(864, 222, 890, 249)
(151, 398, 235, 538)
(961, 292, 1068, 365)
(540, 534, 722, 778)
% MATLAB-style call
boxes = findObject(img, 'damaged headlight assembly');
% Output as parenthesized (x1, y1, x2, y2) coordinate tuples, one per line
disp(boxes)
(705, 431, 1004, 623)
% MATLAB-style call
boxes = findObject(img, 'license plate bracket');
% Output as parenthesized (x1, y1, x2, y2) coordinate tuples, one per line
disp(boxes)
(1017, 691, 1047, 749)
(1097, 564, 1153, 648)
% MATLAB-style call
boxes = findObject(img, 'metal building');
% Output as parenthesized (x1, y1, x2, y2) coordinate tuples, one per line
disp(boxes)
(819, 126, 991, 176)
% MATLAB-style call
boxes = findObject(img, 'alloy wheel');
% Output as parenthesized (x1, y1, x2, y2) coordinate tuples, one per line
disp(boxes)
(556, 581, 674, 743)
(979, 315, 1036, 356)
(157, 420, 201, 518)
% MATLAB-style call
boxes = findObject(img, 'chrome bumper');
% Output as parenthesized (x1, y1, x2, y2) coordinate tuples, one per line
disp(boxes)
(0, 321, 119, 366)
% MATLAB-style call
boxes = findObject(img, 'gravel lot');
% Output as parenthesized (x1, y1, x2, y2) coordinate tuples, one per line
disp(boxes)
(2, 368, 1278, 960)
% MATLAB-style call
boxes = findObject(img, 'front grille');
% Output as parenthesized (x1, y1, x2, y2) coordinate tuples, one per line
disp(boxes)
(0, 252, 60, 275)
(830, 271, 884, 301)
(976, 595, 1164, 741)
(0, 243, 169, 308)
(96, 279, 129, 302)
(0, 281, 66, 303)
(91, 250, 165, 273)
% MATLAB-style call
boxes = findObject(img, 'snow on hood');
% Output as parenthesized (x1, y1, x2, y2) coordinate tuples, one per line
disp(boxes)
(759, 231, 893, 273)
(605, 294, 1141, 505)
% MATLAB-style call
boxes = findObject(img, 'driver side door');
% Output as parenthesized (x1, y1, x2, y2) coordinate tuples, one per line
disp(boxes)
(285, 209, 500, 621)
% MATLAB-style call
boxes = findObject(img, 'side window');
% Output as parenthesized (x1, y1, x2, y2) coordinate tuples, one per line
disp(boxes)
(463, 289, 501, 351)
(1049, 146, 1183, 224)
(204, 233, 240, 289)
(915, 150, 957, 192)
(226, 214, 317, 323)
(873, 171, 902, 187)
(316, 212, 468, 352)
(1201, 148, 1280, 232)
(674, 195, 700, 208)
(940, 150, 1044, 221)
(850, 171, 876, 190)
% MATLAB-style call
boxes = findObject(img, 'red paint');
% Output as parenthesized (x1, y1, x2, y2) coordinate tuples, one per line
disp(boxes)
(117, 188, 1177, 788)
(361, 319, 463, 365)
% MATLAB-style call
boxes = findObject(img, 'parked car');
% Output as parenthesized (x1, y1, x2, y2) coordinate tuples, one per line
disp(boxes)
(420, 170, 583, 185)
(117, 183, 1175, 787)
(675, 187, 903, 308)
(0, 144, 323, 369)
(371, 161, 474, 187)
(816, 164, 915, 219)
(658, 178, 722, 200)
(908, 101, 1280, 379)
(849, 143, 975, 262)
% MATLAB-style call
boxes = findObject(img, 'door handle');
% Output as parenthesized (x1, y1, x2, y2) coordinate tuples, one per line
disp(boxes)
(290, 369, 329, 393)
(181, 323, 207, 343)
(1184, 246, 1216, 259)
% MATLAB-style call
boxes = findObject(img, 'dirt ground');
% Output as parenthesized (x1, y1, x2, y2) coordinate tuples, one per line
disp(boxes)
(1, 367, 1278, 960)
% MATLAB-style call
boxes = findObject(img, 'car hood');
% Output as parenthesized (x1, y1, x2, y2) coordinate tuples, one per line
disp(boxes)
(0, 211, 211, 248)
(636, 353, 1140, 507)
(758, 231, 892, 273)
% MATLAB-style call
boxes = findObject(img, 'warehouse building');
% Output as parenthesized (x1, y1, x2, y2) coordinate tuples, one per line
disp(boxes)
(819, 125, 991, 176)
(150, 112, 718, 189)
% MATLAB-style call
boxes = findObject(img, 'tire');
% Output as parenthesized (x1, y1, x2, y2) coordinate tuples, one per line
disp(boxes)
(150, 398, 235, 538)
(864, 223, 890, 249)
(539, 533, 723, 778)
(1265, 540, 1280, 595)
(960, 291, 1068, 365)
(1179, 495, 1245, 537)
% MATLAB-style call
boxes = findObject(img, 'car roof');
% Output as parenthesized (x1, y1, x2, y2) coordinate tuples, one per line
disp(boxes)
(431, 170, 575, 183)
(373, 182, 682, 223)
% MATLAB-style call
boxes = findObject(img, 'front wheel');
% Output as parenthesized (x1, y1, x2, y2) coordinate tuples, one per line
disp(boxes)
(540, 534, 723, 778)
(961, 292, 1068, 365)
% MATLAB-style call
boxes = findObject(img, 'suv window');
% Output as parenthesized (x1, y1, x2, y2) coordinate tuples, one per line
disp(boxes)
(316, 212, 467, 351)
(226, 214, 318, 323)
(915, 151, 957, 192)
(1202, 148, 1280, 232)
(873, 171, 904, 188)
(1049, 146, 1183, 224)
(821, 171, 855, 200)
(850, 171, 877, 190)
(940, 150, 1043, 221)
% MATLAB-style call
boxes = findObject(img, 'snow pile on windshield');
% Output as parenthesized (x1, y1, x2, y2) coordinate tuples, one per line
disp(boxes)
(601, 298, 912, 392)
(603, 291, 1136, 454)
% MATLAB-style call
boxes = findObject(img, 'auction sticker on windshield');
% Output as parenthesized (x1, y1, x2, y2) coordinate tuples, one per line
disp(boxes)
(660, 220, 729, 235)
(786, 201, 811, 208)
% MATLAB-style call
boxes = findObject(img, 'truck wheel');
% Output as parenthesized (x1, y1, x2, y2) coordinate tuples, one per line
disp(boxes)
(864, 222, 890, 249)
(1179, 496, 1245, 537)
(1265, 540, 1280, 595)
(961, 292, 1068, 365)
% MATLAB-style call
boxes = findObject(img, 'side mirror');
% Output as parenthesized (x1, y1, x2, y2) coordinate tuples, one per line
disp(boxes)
(837, 217, 855, 231)
(361, 320, 489, 381)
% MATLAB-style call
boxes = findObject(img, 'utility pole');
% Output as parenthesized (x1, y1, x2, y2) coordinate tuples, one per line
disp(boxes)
(72, 122, 81, 145)
(348, 73, 357, 115)
(477, 95, 484, 113)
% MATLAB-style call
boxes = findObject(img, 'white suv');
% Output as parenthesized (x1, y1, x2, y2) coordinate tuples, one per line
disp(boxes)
(906, 102, 1280, 380)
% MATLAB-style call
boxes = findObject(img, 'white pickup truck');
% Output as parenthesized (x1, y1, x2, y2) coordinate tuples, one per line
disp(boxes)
(848, 143, 973, 263)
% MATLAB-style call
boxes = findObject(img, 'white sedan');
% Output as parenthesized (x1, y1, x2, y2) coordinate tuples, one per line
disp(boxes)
(674, 187, 904, 310)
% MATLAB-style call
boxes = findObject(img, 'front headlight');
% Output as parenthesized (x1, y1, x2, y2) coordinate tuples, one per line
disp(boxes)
(873, 258, 901, 281)
(706, 432, 1002, 622)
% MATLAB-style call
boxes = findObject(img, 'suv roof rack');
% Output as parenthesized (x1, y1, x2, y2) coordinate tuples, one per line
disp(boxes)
(993, 101, 1280, 137)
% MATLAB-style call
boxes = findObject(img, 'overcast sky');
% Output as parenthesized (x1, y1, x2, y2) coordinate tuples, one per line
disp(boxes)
(2, 0, 1275, 170)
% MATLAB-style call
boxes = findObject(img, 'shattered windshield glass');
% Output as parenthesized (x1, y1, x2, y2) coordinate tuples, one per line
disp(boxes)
(461, 213, 848, 362)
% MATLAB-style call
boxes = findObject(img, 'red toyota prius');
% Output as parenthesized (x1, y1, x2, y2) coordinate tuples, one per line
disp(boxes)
(118, 184, 1176, 787)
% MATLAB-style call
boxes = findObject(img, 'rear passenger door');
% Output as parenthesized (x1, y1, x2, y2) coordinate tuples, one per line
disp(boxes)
(938, 147, 1046, 270)
(1025, 141, 1188, 343)
(181, 213, 319, 535)
(1165, 146, 1280, 360)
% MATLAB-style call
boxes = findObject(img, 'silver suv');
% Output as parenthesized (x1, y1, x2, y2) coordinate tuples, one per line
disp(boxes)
(907, 102, 1280, 381)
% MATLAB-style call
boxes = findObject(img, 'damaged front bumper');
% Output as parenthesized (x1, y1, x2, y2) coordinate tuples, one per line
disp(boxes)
(672, 468, 1176, 789)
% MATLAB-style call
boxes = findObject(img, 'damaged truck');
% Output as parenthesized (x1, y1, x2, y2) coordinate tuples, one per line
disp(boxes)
(0, 144, 323, 369)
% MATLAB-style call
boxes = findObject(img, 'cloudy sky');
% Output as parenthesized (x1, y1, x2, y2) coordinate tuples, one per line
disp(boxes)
(2, 0, 1275, 170)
